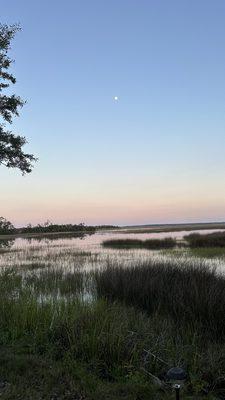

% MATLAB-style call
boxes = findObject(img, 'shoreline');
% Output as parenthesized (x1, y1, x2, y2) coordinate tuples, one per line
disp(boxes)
(1, 222, 225, 240)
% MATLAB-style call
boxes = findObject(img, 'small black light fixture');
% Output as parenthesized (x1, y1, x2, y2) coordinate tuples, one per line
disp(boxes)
(166, 367, 187, 400)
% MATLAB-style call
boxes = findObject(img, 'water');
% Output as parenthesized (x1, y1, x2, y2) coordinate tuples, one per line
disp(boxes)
(1, 228, 225, 272)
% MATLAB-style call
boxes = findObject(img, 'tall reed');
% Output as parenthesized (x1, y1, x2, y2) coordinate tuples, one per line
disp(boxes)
(185, 231, 225, 248)
(95, 260, 225, 340)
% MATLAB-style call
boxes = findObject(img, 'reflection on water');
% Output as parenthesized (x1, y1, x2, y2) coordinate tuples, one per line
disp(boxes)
(0, 228, 225, 273)
(22, 231, 94, 243)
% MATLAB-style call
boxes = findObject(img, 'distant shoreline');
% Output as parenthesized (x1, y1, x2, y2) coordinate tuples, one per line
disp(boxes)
(112, 222, 225, 234)
(1, 222, 225, 240)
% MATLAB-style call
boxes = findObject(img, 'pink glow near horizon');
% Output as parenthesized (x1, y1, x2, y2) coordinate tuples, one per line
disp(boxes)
(4, 200, 225, 227)
(1, 1, 225, 229)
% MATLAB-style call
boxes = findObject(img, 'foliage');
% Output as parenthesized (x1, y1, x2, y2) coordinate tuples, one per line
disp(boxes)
(0, 216, 15, 234)
(0, 23, 36, 173)
(17, 221, 96, 234)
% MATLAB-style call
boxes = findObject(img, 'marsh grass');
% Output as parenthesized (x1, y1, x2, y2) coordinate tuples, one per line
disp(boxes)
(0, 264, 225, 398)
(25, 267, 90, 297)
(0, 268, 176, 392)
(190, 247, 225, 258)
(185, 231, 225, 248)
(1, 238, 225, 398)
(21, 262, 50, 271)
(102, 238, 176, 250)
(95, 260, 225, 341)
(0, 249, 20, 255)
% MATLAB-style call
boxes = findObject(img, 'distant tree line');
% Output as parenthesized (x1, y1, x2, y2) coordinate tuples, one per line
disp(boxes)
(18, 221, 96, 234)
(0, 217, 118, 235)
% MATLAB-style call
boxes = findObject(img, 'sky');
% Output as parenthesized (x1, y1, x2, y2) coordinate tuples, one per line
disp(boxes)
(1, 0, 225, 226)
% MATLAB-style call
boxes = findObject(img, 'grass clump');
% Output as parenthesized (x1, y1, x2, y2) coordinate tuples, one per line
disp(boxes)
(102, 237, 176, 250)
(185, 231, 225, 248)
(95, 260, 225, 341)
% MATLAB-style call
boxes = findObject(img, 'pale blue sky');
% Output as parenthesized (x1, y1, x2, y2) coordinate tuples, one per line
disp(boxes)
(1, 1, 225, 226)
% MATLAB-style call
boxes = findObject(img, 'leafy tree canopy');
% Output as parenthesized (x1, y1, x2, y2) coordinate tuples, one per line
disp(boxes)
(0, 23, 36, 173)
(0, 216, 15, 234)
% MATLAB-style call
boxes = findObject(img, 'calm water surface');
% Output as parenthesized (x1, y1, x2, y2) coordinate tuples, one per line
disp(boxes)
(1, 229, 225, 271)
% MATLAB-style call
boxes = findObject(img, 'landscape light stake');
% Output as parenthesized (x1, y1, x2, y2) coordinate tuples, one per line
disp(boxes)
(174, 383, 181, 400)
(165, 367, 187, 400)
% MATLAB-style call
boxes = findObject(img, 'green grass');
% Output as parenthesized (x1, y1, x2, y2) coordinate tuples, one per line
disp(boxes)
(102, 237, 176, 250)
(0, 251, 225, 398)
(190, 247, 225, 258)
(95, 260, 225, 340)
(0, 269, 172, 399)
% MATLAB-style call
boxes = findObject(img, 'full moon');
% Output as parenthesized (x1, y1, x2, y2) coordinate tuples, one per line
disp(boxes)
(114, 96, 118, 101)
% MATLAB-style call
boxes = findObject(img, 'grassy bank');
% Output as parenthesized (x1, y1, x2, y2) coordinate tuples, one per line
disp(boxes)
(0, 251, 224, 398)
(102, 238, 176, 250)
(0, 267, 169, 399)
